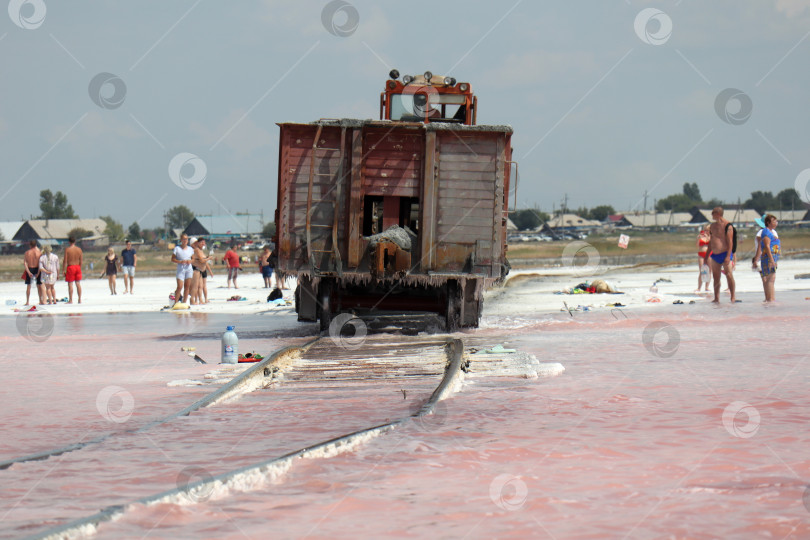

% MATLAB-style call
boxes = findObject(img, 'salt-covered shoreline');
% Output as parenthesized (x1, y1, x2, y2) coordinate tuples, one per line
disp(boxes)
(1, 259, 808, 318)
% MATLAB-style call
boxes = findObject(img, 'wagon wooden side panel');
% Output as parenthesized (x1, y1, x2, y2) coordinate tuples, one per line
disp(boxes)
(361, 127, 423, 199)
(277, 123, 349, 274)
(433, 130, 506, 276)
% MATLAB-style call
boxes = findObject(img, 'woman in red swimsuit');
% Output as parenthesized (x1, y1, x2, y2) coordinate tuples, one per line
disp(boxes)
(696, 224, 711, 292)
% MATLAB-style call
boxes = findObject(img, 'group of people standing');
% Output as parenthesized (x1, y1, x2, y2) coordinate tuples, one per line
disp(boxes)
(172, 236, 284, 306)
(99, 241, 138, 295)
(696, 206, 781, 303)
(22, 236, 128, 305)
(171, 234, 214, 305)
(220, 242, 283, 290)
(23, 240, 59, 305)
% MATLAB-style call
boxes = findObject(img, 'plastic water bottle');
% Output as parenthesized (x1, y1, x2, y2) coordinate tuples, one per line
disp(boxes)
(222, 326, 238, 364)
(700, 264, 711, 283)
(5, 299, 16, 306)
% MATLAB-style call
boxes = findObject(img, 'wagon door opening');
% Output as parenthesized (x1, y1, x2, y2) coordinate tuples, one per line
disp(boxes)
(363, 195, 419, 276)
(362, 196, 419, 235)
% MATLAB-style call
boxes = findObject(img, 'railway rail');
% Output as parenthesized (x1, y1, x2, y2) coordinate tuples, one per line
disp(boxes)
(12, 336, 465, 540)
(0, 339, 320, 471)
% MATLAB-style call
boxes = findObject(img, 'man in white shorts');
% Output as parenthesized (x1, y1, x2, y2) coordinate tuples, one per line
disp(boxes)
(171, 234, 194, 304)
(120, 240, 137, 294)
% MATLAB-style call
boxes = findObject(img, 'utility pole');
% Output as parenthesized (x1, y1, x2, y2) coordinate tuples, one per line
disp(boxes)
(642, 190, 648, 228)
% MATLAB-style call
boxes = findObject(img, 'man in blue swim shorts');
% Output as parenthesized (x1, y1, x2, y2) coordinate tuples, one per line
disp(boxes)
(710, 251, 732, 265)
(703, 207, 736, 303)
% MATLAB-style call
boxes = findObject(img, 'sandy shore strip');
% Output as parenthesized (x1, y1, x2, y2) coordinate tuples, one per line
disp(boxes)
(1, 259, 808, 318)
(0, 270, 295, 316)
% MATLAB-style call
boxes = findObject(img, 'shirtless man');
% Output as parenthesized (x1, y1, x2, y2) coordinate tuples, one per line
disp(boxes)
(703, 207, 736, 303)
(23, 240, 44, 305)
(61, 236, 83, 304)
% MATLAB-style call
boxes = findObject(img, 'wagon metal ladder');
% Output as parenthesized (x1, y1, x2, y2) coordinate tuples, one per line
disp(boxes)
(305, 123, 344, 276)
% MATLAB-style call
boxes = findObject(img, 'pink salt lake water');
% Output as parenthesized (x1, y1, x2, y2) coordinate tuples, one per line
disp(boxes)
(1, 289, 810, 539)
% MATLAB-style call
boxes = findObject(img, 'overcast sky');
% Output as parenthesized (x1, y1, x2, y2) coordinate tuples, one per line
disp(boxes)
(2, 0, 810, 228)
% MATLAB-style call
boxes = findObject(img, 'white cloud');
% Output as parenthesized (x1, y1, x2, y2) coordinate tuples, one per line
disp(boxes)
(190, 110, 274, 159)
(775, 0, 810, 16)
(483, 50, 597, 86)
(258, 1, 390, 42)
(610, 160, 663, 204)
(49, 111, 142, 153)
(676, 88, 715, 118)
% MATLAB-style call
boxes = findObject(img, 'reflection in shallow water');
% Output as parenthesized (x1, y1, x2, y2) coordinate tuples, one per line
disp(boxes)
(2, 291, 810, 539)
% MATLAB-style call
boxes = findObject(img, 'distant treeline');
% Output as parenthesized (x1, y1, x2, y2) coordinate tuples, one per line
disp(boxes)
(27, 190, 273, 242)
(508, 183, 806, 231)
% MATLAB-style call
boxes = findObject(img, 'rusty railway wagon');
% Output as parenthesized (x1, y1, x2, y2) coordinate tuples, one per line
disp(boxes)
(275, 70, 514, 331)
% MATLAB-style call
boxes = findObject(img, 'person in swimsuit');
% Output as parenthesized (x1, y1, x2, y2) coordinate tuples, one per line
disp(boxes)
(260, 245, 274, 288)
(190, 237, 213, 304)
(759, 214, 780, 302)
(704, 207, 736, 303)
(23, 239, 44, 305)
(189, 238, 202, 305)
(103, 247, 118, 295)
(696, 224, 711, 293)
(61, 236, 83, 304)
(171, 234, 194, 304)
(198, 238, 214, 304)
(38, 244, 59, 304)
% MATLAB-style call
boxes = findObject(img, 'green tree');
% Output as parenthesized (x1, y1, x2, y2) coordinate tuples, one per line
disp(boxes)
(776, 188, 803, 210)
(127, 222, 142, 240)
(508, 209, 547, 231)
(165, 205, 195, 230)
(656, 193, 694, 212)
(704, 198, 723, 208)
(67, 227, 93, 240)
(744, 191, 777, 215)
(39, 189, 78, 219)
(683, 182, 702, 202)
(100, 215, 125, 242)
(588, 205, 615, 221)
(573, 206, 590, 219)
(141, 227, 166, 243)
(262, 221, 276, 238)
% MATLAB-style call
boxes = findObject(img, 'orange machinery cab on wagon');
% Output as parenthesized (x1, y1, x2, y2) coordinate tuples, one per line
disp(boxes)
(274, 70, 516, 331)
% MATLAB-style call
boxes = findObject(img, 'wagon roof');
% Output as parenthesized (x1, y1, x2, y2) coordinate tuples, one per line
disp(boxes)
(277, 118, 513, 134)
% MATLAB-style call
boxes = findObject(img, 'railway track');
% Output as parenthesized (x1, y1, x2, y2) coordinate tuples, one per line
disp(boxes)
(0, 339, 320, 471)
(14, 336, 465, 540)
